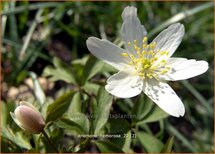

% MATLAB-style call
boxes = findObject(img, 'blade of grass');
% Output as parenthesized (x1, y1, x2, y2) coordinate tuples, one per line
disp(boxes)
(181, 80, 213, 116)
(2, 2, 9, 37)
(3, 38, 22, 48)
(19, 9, 44, 60)
(3, 37, 52, 63)
(8, 39, 51, 82)
(2, 2, 66, 16)
(8, 0, 19, 58)
(9, 1, 18, 41)
(148, 2, 214, 38)
(142, 1, 154, 24)
(18, 1, 29, 30)
(167, 124, 197, 152)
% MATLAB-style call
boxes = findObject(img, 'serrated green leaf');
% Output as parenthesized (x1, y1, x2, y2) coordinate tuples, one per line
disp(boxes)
(46, 91, 75, 122)
(107, 118, 130, 134)
(2, 127, 32, 150)
(67, 92, 82, 117)
(137, 104, 169, 124)
(161, 136, 174, 152)
(81, 56, 104, 85)
(82, 82, 100, 95)
(110, 131, 132, 153)
(93, 87, 113, 135)
(137, 131, 164, 152)
(70, 113, 90, 134)
(94, 140, 124, 153)
(98, 62, 117, 73)
(53, 56, 65, 68)
(132, 94, 154, 123)
(43, 57, 76, 84)
(71, 55, 89, 65)
(122, 131, 132, 152)
(115, 100, 131, 114)
(55, 114, 89, 135)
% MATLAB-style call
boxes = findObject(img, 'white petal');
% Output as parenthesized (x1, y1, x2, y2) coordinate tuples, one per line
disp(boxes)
(105, 69, 143, 98)
(143, 79, 185, 117)
(19, 101, 41, 115)
(10, 112, 25, 130)
(163, 57, 187, 66)
(152, 23, 185, 58)
(86, 37, 129, 70)
(160, 58, 209, 81)
(121, 6, 147, 55)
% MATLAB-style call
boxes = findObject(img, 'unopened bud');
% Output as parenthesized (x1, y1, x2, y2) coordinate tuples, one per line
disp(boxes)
(10, 101, 45, 134)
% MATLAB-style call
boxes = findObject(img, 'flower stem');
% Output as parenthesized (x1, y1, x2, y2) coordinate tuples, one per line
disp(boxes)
(42, 130, 59, 153)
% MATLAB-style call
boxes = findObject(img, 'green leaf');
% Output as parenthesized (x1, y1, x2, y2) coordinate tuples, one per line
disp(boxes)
(81, 56, 104, 85)
(1, 101, 7, 128)
(122, 131, 132, 152)
(29, 72, 46, 105)
(116, 100, 131, 114)
(110, 131, 132, 153)
(4, 101, 17, 127)
(137, 131, 164, 152)
(2, 127, 32, 150)
(132, 94, 154, 123)
(71, 55, 89, 65)
(137, 104, 169, 124)
(43, 57, 76, 84)
(46, 91, 75, 122)
(99, 63, 117, 73)
(94, 140, 124, 153)
(93, 87, 113, 135)
(67, 92, 82, 117)
(82, 82, 100, 95)
(70, 113, 90, 134)
(161, 136, 174, 152)
(107, 118, 130, 134)
(55, 114, 89, 135)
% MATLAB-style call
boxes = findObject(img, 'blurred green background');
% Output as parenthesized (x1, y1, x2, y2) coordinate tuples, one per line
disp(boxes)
(1, 1, 214, 153)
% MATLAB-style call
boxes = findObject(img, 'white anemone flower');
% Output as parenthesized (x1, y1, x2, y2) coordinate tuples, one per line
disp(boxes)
(86, 6, 209, 117)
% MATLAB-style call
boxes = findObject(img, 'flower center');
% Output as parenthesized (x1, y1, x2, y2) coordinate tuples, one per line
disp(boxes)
(121, 37, 171, 79)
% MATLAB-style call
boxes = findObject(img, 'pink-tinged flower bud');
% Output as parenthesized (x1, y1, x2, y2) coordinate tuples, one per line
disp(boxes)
(10, 101, 45, 134)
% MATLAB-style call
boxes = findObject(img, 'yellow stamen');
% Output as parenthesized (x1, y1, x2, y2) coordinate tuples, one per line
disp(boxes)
(134, 45, 138, 50)
(161, 60, 166, 64)
(121, 53, 129, 57)
(142, 44, 147, 49)
(142, 37, 147, 43)
(148, 50, 153, 55)
(144, 64, 150, 69)
(127, 42, 131, 46)
(150, 42, 156, 49)
(120, 39, 171, 80)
